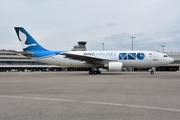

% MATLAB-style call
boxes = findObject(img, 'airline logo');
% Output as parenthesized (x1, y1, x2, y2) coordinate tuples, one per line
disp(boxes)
(18, 29, 37, 49)
(84, 52, 116, 57)
(119, 52, 145, 60)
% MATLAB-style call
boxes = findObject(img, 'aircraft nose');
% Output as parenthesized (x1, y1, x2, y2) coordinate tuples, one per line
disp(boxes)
(169, 57, 174, 63)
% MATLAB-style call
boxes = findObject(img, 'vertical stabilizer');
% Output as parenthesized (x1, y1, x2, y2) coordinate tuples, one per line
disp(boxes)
(14, 27, 48, 52)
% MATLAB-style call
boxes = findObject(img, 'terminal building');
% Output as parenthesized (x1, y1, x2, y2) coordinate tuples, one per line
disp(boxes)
(0, 41, 87, 72)
(0, 50, 62, 72)
(0, 42, 180, 72)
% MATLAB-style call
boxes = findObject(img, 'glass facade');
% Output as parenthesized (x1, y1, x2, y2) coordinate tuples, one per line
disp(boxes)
(0, 61, 48, 65)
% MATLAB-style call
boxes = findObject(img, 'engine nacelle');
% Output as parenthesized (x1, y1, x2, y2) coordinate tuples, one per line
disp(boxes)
(104, 62, 123, 71)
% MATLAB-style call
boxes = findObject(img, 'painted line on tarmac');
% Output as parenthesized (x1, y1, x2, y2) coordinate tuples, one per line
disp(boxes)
(0, 95, 180, 113)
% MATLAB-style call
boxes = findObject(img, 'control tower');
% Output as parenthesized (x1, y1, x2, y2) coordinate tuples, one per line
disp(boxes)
(71, 41, 87, 51)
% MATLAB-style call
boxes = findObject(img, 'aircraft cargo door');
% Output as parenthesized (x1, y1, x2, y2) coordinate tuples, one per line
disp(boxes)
(151, 52, 159, 66)
(153, 53, 158, 61)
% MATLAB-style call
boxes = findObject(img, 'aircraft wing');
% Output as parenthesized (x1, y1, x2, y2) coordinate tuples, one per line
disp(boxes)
(61, 52, 114, 64)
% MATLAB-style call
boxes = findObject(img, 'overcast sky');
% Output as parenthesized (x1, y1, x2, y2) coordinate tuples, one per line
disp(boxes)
(0, 0, 180, 52)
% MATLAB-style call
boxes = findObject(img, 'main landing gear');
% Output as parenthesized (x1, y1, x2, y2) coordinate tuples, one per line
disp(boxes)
(89, 70, 101, 74)
(89, 68, 101, 74)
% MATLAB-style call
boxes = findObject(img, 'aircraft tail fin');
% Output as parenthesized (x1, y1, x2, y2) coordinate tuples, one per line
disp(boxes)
(14, 27, 48, 52)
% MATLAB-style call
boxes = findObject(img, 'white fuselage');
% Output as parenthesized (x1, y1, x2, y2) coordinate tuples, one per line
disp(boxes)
(34, 51, 174, 69)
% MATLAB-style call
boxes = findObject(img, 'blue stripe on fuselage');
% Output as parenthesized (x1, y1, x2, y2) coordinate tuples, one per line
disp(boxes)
(32, 50, 68, 58)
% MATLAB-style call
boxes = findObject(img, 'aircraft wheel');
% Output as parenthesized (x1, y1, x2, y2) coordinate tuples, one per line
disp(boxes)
(89, 70, 101, 75)
(97, 70, 101, 74)
(94, 70, 101, 74)
(93, 71, 97, 74)
(89, 71, 93, 74)
(150, 71, 154, 74)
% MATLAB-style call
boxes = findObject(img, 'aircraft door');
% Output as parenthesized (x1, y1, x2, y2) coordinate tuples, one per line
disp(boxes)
(150, 52, 159, 67)
(153, 53, 158, 62)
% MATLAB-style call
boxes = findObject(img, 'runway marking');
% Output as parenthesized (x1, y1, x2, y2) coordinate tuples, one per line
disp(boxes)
(0, 95, 180, 113)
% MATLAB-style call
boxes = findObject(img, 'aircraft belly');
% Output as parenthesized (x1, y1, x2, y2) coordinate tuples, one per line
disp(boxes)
(122, 59, 150, 68)
(64, 59, 92, 67)
(36, 56, 65, 66)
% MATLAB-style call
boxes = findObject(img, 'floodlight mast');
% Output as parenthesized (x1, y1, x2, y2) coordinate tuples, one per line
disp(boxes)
(130, 37, 136, 51)
(102, 43, 104, 51)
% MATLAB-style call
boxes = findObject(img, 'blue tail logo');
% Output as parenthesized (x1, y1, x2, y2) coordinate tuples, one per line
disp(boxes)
(14, 27, 48, 52)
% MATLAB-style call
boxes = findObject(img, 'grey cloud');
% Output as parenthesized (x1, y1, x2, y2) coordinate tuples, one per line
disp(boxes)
(106, 23, 118, 27)
(104, 33, 130, 41)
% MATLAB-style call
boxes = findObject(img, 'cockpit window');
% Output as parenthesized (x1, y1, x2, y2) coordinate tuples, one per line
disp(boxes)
(164, 55, 168, 57)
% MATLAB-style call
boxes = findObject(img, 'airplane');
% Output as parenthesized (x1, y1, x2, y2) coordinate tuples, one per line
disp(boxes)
(14, 27, 174, 74)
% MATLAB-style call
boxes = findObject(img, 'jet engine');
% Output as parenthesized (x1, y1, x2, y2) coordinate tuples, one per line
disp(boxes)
(104, 62, 123, 71)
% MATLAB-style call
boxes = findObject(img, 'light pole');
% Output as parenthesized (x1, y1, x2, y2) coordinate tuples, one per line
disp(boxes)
(102, 43, 104, 51)
(161, 45, 165, 52)
(130, 37, 136, 51)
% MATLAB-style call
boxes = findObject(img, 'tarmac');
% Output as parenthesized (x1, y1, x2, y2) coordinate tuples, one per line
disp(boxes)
(0, 71, 180, 120)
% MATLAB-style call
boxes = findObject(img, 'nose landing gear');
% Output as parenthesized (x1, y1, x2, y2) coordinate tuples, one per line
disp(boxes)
(150, 70, 154, 74)
(150, 67, 155, 74)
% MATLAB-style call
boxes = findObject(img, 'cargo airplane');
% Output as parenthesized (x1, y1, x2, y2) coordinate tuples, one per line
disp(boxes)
(14, 27, 174, 74)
